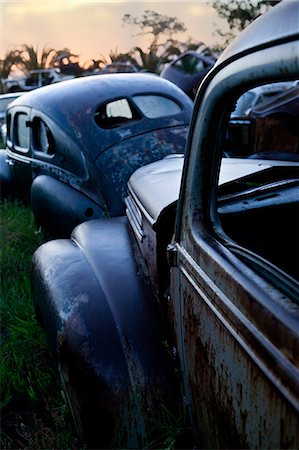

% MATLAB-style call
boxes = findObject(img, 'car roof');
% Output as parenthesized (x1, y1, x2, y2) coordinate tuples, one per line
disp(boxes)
(10, 73, 193, 160)
(216, 0, 299, 66)
(12, 72, 191, 111)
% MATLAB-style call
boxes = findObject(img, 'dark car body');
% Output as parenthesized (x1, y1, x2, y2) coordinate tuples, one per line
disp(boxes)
(160, 50, 217, 99)
(1, 73, 192, 235)
(31, 1, 299, 448)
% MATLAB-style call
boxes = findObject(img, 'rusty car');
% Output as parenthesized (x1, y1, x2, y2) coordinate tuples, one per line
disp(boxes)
(0, 73, 192, 236)
(31, 1, 299, 448)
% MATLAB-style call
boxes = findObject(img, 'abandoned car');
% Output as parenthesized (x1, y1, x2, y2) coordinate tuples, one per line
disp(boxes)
(31, 1, 299, 448)
(0, 73, 192, 235)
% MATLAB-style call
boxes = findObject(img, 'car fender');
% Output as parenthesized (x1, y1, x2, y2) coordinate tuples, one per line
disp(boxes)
(31, 175, 106, 237)
(31, 216, 178, 448)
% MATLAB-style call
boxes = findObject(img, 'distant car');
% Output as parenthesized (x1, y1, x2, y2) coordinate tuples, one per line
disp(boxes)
(2, 68, 74, 93)
(248, 84, 299, 161)
(0, 73, 193, 236)
(231, 81, 295, 117)
(160, 50, 217, 99)
(226, 82, 298, 158)
(100, 62, 138, 74)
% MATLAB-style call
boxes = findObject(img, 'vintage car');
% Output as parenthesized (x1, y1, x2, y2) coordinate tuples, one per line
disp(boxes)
(31, 1, 299, 448)
(0, 73, 192, 235)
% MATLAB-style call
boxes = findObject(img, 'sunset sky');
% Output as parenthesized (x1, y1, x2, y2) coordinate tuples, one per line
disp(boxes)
(1, 1, 229, 68)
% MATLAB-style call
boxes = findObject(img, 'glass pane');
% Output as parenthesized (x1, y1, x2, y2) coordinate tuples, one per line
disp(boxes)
(133, 95, 181, 118)
(15, 113, 30, 149)
(106, 99, 132, 119)
(33, 118, 55, 155)
(95, 98, 139, 128)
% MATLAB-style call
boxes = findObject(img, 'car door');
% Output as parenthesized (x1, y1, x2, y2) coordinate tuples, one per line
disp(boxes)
(170, 29, 299, 449)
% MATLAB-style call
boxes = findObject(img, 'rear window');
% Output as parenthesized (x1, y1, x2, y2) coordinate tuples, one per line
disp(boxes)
(132, 95, 181, 118)
(95, 94, 181, 128)
(95, 98, 141, 128)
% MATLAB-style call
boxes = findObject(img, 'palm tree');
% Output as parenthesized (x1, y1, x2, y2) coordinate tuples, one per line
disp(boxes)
(15, 45, 83, 75)
(19, 44, 58, 72)
(0, 49, 24, 92)
(0, 49, 23, 79)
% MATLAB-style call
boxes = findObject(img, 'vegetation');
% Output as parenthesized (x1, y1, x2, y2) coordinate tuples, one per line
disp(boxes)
(0, 201, 79, 449)
(212, 0, 281, 46)
(1, 9, 206, 82)
(122, 10, 202, 73)
(0, 3, 281, 84)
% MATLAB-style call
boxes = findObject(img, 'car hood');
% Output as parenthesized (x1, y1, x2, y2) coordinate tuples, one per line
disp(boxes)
(127, 155, 294, 224)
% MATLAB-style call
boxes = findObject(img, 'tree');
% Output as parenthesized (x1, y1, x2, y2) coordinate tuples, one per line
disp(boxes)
(212, 0, 281, 47)
(0, 49, 24, 92)
(18, 44, 58, 72)
(0, 49, 23, 79)
(123, 10, 198, 73)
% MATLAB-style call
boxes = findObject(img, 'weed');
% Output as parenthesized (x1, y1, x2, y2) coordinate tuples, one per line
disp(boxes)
(0, 200, 78, 448)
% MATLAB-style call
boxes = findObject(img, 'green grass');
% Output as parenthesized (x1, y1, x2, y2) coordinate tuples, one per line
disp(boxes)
(0, 200, 79, 449)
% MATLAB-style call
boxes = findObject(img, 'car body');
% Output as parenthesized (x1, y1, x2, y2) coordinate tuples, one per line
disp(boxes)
(31, 1, 299, 448)
(160, 50, 217, 99)
(100, 62, 138, 74)
(1, 73, 192, 235)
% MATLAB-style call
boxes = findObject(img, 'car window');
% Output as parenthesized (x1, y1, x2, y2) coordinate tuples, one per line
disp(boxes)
(13, 112, 30, 150)
(132, 95, 181, 118)
(32, 117, 55, 155)
(216, 81, 299, 285)
(95, 98, 141, 128)
(173, 54, 206, 75)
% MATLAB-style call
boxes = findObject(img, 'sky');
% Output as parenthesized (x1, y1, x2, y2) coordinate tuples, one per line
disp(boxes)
(1, 0, 229, 68)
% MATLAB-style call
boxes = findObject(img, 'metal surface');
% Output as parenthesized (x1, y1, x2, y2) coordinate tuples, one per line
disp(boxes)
(32, 217, 179, 448)
(171, 0, 299, 447)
